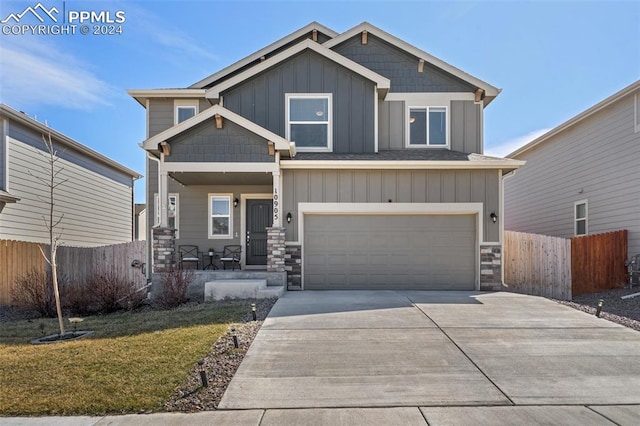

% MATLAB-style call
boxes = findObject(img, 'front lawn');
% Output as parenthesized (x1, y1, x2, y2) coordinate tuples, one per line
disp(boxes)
(0, 302, 249, 416)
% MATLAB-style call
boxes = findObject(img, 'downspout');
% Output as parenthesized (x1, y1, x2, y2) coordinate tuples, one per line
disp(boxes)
(501, 169, 517, 287)
(146, 152, 161, 279)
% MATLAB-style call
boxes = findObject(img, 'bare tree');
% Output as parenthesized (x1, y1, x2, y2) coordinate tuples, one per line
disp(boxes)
(30, 133, 68, 335)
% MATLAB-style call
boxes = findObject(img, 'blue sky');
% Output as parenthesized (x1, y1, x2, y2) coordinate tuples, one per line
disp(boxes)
(1, 0, 638, 203)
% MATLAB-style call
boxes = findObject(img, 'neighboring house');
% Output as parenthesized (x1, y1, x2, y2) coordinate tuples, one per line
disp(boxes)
(129, 22, 523, 290)
(0, 104, 142, 247)
(505, 80, 640, 258)
(134, 204, 147, 241)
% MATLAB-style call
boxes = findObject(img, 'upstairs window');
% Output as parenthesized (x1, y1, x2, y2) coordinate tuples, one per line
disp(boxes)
(286, 94, 332, 152)
(408, 106, 448, 147)
(174, 100, 198, 124)
(574, 200, 588, 236)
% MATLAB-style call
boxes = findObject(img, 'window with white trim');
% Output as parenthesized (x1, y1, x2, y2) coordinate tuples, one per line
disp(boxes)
(408, 106, 448, 147)
(174, 100, 198, 124)
(634, 93, 640, 133)
(209, 194, 232, 238)
(286, 94, 332, 152)
(574, 200, 588, 236)
(154, 193, 179, 238)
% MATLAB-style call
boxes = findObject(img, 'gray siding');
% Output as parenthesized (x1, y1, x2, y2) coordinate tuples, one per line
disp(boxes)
(378, 100, 482, 154)
(223, 50, 376, 153)
(7, 122, 133, 186)
(283, 169, 499, 242)
(0, 138, 133, 246)
(504, 91, 640, 257)
(147, 99, 212, 138)
(378, 100, 404, 150)
(0, 118, 5, 189)
(332, 34, 476, 93)
(451, 101, 482, 154)
(165, 119, 275, 163)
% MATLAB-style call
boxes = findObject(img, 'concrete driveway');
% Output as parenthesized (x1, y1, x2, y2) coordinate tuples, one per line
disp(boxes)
(219, 290, 640, 423)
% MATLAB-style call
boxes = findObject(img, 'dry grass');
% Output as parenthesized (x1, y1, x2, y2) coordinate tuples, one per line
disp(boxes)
(0, 302, 249, 415)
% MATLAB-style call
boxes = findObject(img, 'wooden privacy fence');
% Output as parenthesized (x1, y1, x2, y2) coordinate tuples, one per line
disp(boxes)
(504, 229, 629, 300)
(571, 230, 627, 296)
(504, 231, 572, 300)
(0, 240, 146, 305)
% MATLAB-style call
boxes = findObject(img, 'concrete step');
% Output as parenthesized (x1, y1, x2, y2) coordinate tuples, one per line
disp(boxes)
(257, 286, 285, 299)
(205, 279, 285, 301)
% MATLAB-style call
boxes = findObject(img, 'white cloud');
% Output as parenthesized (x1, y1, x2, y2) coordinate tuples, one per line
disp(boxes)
(0, 37, 117, 110)
(485, 128, 552, 157)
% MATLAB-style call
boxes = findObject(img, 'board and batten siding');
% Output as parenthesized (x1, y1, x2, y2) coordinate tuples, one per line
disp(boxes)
(283, 169, 499, 242)
(332, 33, 476, 93)
(147, 98, 211, 138)
(378, 100, 482, 154)
(504, 91, 640, 257)
(1, 138, 133, 246)
(223, 49, 376, 153)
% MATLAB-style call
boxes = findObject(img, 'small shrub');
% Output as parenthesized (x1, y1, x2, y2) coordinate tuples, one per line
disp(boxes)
(11, 269, 67, 317)
(63, 279, 96, 315)
(156, 267, 194, 308)
(87, 270, 137, 313)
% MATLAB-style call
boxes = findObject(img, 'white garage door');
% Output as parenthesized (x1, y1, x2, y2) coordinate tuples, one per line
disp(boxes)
(303, 214, 477, 290)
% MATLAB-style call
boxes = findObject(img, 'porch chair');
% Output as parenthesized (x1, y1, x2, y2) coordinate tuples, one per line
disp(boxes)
(178, 245, 201, 270)
(220, 245, 242, 270)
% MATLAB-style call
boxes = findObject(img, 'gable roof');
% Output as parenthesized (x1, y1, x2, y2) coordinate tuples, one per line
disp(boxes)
(205, 38, 391, 100)
(0, 104, 141, 179)
(127, 89, 206, 107)
(190, 22, 338, 89)
(324, 22, 500, 105)
(508, 80, 640, 158)
(141, 104, 295, 156)
(0, 189, 20, 203)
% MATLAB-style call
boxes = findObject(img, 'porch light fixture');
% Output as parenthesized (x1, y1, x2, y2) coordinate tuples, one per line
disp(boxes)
(286, 212, 292, 223)
(233, 198, 239, 208)
(490, 212, 498, 224)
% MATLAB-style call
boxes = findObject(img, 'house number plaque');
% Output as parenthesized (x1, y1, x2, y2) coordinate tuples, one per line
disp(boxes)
(273, 188, 279, 223)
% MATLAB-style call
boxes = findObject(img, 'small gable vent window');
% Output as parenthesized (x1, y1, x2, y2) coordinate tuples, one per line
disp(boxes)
(174, 100, 198, 124)
(574, 200, 588, 236)
(286, 94, 332, 152)
(408, 106, 448, 147)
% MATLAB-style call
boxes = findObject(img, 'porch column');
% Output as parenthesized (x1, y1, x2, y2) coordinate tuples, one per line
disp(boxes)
(158, 168, 169, 227)
(272, 170, 282, 227)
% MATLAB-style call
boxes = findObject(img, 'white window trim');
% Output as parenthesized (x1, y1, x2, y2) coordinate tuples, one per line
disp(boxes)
(574, 199, 588, 236)
(154, 193, 179, 238)
(208, 193, 233, 239)
(285, 93, 333, 152)
(634, 93, 640, 133)
(406, 105, 449, 148)
(174, 99, 199, 125)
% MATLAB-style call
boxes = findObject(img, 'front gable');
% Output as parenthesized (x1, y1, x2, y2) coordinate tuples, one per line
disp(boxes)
(165, 118, 275, 163)
(332, 33, 476, 93)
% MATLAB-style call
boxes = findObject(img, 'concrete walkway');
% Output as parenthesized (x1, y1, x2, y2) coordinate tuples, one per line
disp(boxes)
(5, 291, 640, 425)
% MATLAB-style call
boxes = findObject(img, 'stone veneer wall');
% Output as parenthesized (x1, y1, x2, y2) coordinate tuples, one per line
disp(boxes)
(285, 244, 302, 289)
(266, 227, 286, 272)
(152, 227, 176, 273)
(480, 244, 502, 291)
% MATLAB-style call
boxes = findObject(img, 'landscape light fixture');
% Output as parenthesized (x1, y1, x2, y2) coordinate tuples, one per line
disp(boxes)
(198, 360, 208, 388)
(251, 303, 257, 321)
(490, 212, 498, 224)
(286, 212, 292, 223)
(231, 328, 239, 348)
(233, 198, 239, 208)
(596, 299, 604, 317)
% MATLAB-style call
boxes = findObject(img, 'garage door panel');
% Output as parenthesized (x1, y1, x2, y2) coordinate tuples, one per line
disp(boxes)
(304, 214, 476, 290)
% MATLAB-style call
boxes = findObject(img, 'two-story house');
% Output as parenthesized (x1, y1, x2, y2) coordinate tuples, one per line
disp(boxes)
(129, 22, 523, 291)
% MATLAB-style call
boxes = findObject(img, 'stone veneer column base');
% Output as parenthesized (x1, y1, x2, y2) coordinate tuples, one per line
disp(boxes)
(480, 244, 502, 291)
(285, 243, 302, 290)
(266, 227, 286, 273)
(152, 227, 176, 273)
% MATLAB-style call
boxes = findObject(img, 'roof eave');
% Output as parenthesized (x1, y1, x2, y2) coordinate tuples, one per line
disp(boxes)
(280, 159, 525, 170)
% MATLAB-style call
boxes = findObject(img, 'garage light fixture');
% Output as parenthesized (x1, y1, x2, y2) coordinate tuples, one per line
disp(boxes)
(490, 212, 498, 224)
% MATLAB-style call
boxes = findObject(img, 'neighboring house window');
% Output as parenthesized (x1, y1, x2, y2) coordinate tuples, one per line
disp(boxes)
(408, 106, 448, 147)
(174, 100, 198, 124)
(154, 193, 179, 238)
(286, 94, 332, 152)
(574, 200, 588, 236)
(209, 194, 232, 238)
(635, 93, 640, 133)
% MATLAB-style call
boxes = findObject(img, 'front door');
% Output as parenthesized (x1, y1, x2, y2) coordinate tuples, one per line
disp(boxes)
(246, 199, 273, 265)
